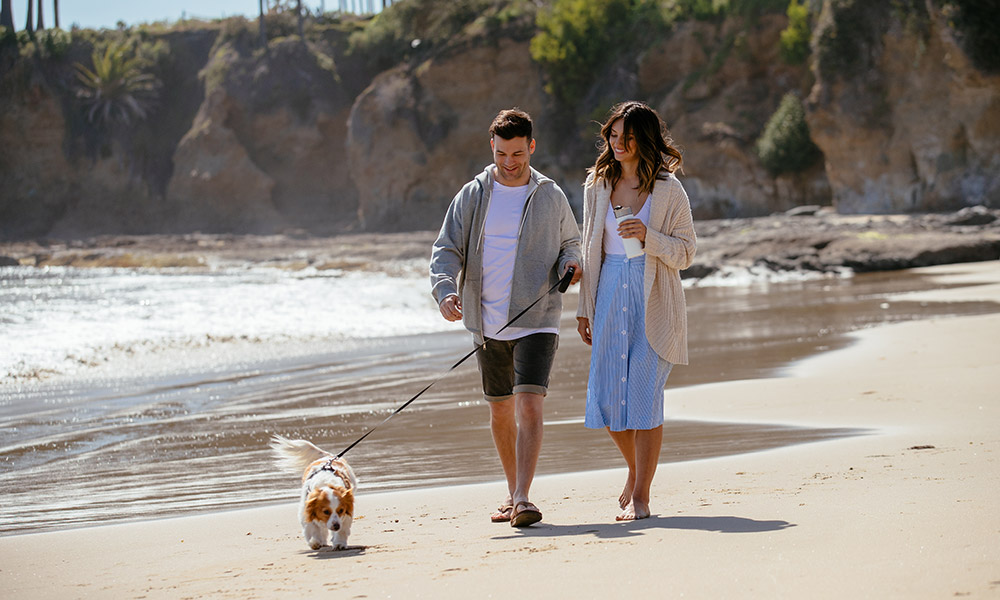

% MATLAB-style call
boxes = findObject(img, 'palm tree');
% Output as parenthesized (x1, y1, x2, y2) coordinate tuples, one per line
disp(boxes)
(296, 0, 304, 40)
(34, 0, 41, 29)
(258, 0, 267, 47)
(53, 0, 58, 28)
(75, 43, 160, 129)
(23, 0, 31, 33)
(1, 1, 14, 32)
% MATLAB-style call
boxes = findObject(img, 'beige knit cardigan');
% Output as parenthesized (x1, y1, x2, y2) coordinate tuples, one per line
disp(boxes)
(576, 172, 697, 365)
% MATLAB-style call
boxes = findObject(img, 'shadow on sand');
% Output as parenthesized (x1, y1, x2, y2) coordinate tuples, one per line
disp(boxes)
(306, 545, 368, 559)
(494, 515, 796, 540)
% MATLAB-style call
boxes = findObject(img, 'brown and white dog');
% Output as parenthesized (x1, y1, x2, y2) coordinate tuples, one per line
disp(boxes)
(270, 435, 358, 550)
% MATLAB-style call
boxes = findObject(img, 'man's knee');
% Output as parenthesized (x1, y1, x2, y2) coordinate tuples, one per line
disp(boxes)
(489, 397, 516, 422)
(514, 392, 544, 422)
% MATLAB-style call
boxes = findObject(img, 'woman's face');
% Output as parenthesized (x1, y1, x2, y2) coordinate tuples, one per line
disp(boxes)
(608, 118, 637, 163)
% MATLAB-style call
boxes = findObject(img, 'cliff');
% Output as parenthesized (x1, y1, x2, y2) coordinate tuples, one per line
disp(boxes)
(807, 0, 1000, 213)
(1, 1, 997, 238)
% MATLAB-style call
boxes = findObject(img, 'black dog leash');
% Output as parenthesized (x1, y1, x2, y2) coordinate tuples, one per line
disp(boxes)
(335, 266, 575, 459)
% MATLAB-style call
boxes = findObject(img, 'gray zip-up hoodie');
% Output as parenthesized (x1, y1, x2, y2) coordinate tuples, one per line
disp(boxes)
(430, 165, 582, 344)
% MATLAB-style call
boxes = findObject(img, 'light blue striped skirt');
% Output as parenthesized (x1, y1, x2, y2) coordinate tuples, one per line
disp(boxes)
(585, 254, 673, 432)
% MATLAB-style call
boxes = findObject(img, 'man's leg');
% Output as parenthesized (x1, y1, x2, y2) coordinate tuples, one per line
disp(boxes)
(488, 397, 517, 501)
(512, 391, 544, 505)
(507, 333, 555, 526)
(478, 339, 518, 519)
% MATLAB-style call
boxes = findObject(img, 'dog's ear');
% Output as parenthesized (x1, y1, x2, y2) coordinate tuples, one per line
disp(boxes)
(330, 485, 354, 517)
(305, 488, 331, 523)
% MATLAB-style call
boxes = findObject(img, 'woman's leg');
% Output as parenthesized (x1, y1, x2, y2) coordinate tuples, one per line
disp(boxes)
(607, 428, 637, 509)
(618, 424, 663, 520)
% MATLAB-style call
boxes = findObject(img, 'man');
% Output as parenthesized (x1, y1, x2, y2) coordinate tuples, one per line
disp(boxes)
(430, 108, 582, 527)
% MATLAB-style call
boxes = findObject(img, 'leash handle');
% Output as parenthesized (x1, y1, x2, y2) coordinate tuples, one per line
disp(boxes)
(335, 265, 576, 458)
(558, 266, 575, 293)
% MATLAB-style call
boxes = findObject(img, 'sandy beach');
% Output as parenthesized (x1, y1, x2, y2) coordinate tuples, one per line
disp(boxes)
(2, 260, 999, 599)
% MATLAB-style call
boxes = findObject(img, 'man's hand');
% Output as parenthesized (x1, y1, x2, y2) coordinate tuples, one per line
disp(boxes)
(439, 294, 463, 321)
(565, 260, 582, 286)
(576, 317, 592, 345)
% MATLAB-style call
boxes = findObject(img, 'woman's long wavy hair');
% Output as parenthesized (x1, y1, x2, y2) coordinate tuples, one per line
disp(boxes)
(590, 101, 682, 196)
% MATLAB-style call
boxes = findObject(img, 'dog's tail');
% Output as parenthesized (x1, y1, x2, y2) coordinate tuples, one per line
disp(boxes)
(269, 434, 331, 473)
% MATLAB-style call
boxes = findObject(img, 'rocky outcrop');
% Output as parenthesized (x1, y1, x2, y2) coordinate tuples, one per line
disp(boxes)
(689, 205, 1000, 278)
(164, 37, 358, 233)
(4, 206, 996, 280)
(641, 15, 830, 219)
(3, 5, 999, 239)
(347, 37, 549, 230)
(165, 88, 281, 232)
(0, 29, 359, 238)
(806, 0, 1000, 214)
(0, 29, 215, 238)
(0, 86, 78, 238)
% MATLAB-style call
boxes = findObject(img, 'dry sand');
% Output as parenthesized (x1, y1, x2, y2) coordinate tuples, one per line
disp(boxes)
(2, 261, 998, 599)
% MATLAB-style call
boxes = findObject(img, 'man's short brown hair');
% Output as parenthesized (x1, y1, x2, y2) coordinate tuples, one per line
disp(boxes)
(489, 108, 533, 141)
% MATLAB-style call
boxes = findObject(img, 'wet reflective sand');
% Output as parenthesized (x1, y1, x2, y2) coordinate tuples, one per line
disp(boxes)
(1, 267, 996, 534)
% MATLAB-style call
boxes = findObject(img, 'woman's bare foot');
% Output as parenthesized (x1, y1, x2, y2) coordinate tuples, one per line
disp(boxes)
(619, 474, 635, 509)
(616, 500, 651, 521)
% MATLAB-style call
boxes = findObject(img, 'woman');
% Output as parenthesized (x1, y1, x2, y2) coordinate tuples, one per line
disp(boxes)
(576, 101, 697, 521)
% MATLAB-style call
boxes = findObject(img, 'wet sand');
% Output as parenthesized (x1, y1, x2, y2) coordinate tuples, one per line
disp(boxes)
(1, 260, 997, 598)
(2, 263, 996, 535)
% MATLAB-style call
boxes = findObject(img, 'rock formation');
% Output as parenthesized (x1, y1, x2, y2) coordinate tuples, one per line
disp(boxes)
(1, 4, 998, 238)
(806, 0, 1000, 214)
(347, 37, 549, 230)
(640, 14, 830, 219)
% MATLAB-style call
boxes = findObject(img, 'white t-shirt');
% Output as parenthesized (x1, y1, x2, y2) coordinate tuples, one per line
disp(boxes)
(481, 180, 558, 340)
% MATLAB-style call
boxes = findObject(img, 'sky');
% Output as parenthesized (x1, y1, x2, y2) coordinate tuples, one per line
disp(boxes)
(28, 1, 356, 31)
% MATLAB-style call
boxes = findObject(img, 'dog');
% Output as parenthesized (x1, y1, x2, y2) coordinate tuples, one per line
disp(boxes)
(270, 434, 358, 550)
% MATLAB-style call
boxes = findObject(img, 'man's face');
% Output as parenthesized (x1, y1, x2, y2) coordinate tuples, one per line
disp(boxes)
(491, 135, 535, 186)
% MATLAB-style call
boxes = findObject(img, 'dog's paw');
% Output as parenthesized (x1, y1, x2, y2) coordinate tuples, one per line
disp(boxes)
(309, 541, 323, 550)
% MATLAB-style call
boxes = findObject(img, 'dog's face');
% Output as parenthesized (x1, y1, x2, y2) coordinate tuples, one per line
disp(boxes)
(305, 484, 354, 533)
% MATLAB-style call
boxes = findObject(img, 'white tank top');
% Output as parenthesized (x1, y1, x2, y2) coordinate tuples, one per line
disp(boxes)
(603, 199, 651, 256)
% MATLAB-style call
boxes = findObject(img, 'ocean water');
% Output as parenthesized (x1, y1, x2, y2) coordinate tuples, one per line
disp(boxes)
(1, 261, 462, 381)
(1, 259, 997, 535)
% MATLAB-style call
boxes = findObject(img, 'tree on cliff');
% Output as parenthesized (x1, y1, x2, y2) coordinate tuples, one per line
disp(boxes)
(296, 0, 304, 39)
(1, 1, 14, 33)
(75, 42, 160, 129)
(258, 0, 267, 47)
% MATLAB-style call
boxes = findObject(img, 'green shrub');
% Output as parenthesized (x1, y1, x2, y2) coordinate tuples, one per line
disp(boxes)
(755, 92, 821, 175)
(347, 0, 501, 73)
(671, 0, 788, 21)
(779, 0, 810, 64)
(530, 0, 666, 105)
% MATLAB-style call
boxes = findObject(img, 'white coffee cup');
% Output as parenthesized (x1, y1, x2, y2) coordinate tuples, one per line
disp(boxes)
(613, 205, 645, 258)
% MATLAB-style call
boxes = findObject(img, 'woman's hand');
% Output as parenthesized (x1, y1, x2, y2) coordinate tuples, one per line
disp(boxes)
(577, 317, 592, 346)
(618, 217, 646, 243)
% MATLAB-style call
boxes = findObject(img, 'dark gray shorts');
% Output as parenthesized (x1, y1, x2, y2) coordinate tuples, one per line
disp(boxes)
(476, 333, 559, 402)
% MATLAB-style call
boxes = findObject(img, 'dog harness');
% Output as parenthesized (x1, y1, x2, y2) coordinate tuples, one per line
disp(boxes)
(307, 459, 352, 490)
